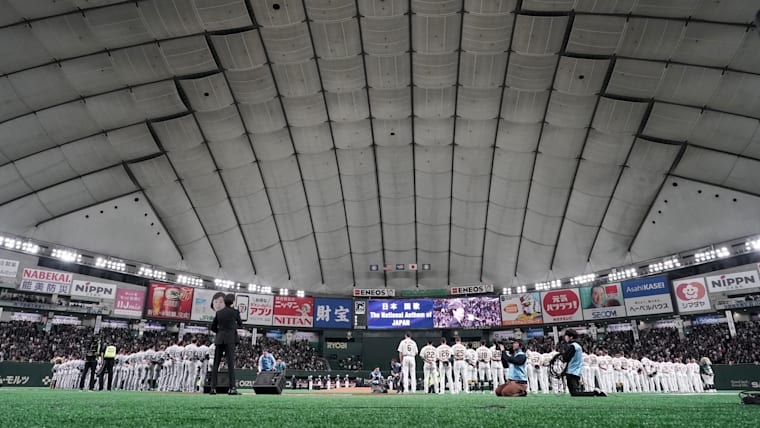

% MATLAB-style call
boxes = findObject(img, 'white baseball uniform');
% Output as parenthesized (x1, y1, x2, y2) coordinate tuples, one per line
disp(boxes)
(397, 337, 418, 393)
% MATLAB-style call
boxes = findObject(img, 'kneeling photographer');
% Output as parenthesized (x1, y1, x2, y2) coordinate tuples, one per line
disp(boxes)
(562, 329, 605, 397)
(495, 339, 528, 397)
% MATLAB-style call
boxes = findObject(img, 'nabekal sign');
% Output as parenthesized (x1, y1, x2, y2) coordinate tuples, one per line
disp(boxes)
(19, 268, 72, 295)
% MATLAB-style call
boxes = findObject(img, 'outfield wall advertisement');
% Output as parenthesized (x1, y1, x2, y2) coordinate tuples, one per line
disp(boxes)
(672, 277, 712, 314)
(272, 296, 314, 327)
(580, 283, 626, 320)
(240, 293, 273, 326)
(705, 269, 760, 293)
(113, 288, 145, 318)
(540, 289, 583, 323)
(500, 293, 543, 325)
(146, 283, 194, 320)
(622, 276, 673, 316)
(313, 298, 353, 329)
(190, 289, 227, 322)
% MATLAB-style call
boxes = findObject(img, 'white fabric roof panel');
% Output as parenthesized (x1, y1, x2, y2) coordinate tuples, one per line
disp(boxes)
(195, 106, 247, 142)
(674, 146, 760, 195)
(566, 14, 626, 56)
(0, 164, 31, 204)
(729, 28, 760, 74)
(0, 24, 54, 74)
(13, 148, 76, 191)
(0, 76, 28, 123)
(689, 111, 760, 158)
(309, 20, 362, 59)
(709, 72, 760, 119)
(3, 2, 760, 292)
(365, 54, 411, 89)
(8, 64, 79, 111)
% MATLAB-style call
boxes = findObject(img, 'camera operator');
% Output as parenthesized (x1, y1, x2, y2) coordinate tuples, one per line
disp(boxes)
(562, 329, 606, 397)
(495, 340, 528, 397)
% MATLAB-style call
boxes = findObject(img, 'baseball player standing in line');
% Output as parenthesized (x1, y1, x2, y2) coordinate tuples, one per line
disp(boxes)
(437, 337, 453, 394)
(420, 340, 439, 394)
(476, 340, 491, 393)
(489, 341, 504, 392)
(450, 337, 468, 394)
(397, 332, 419, 393)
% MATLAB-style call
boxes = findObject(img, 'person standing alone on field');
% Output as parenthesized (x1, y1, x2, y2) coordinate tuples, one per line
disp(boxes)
(397, 332, 418, 393)
(79, 338, 100, 391)
(98, 342, 117, 391)
(210, 293, 242, 395)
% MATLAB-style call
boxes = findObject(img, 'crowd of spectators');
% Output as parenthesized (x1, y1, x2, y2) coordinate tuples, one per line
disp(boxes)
(336, 355, 363, 371)
(0, 322, 328, 370)
(524, 321, 760, 364)
(433, 297, 502, 328)
(0, 291, 110, 314)
(0, 291, 58, 305)
(234, 337, 328, 371)
(2, 320, 758, 367)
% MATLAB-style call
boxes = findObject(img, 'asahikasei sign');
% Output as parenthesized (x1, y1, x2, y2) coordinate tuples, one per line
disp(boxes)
(622, 275, 673, 316)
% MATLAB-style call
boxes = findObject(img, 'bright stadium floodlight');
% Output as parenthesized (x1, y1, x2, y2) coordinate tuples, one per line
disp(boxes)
(746, 238, 760, 252)
(570, 273, 596, 286)
(260, 286, 272, 294)
(51, 248, 81, 263)
(535, 280, 561, 291)
(139, 266, 167, 281)
(296, 290, 305, 298)
(279, 288, 289, 296)
(179, 275, 203, 287)
(214, 279, 234, 289)
(694, 246, 730, 263)
(3, 237, 21, 250)
(21, 241, 39, 254)
(609, 268, 637, 282)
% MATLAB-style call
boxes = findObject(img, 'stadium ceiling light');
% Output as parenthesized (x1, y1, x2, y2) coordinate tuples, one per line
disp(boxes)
(694, 247, 729, 263)
(178, 275, 203, 287)
(138, 266, 166, 281)
(97, 257, 126, 272)
(746, 238, 760, 252)
(214, 278, 234, 289)
(3, 237, 22, 250)
(535, 279, 561, 291)
(279, 288, 289, 296)
(51, 248, 81, 263)
(648, 257, 681, 274)
(570, 273, 596, 286)
(19, 240, 39, 254)
(609, 268, 637, 282)
(296, 290, 305, 298)
(260, 286, 272, 294)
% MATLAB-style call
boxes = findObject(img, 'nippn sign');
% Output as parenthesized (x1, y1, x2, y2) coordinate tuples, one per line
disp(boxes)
(706, 270, 760, 293)
(71, 280, 117, 300)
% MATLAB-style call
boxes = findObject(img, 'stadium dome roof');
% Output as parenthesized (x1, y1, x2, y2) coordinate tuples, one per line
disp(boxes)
(1, 0, 759, 294)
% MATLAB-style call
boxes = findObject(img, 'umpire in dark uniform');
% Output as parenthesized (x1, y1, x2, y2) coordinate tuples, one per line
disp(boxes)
(210, 293, 242, 395)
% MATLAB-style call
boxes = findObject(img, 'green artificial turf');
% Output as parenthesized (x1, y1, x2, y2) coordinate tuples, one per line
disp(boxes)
(0, 388, 755, 428)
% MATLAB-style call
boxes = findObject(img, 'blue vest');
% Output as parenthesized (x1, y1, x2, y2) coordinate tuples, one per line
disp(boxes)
(507, 349, 527, 381)
(567, 342, 583, 376)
